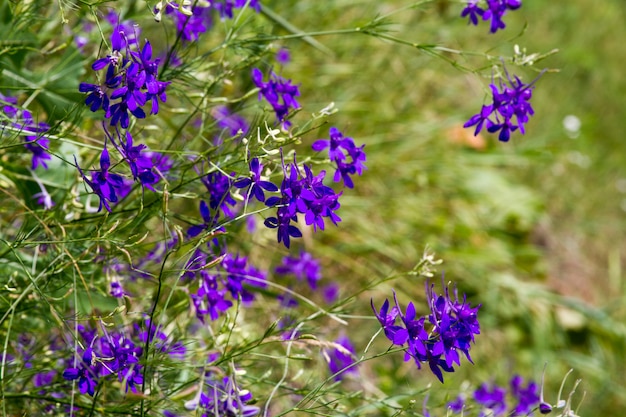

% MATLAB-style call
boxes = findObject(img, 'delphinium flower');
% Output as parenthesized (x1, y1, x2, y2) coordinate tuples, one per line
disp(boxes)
(79, 27, 170, 128)
(200, 169, 239, 218)
(445, 375, 540, 416)
(214, 0, 262, 20)
(74, 144, 131, 212)
(371, 279, 481, 383)
(233, 157, 278, 203)
(164, 2, 213, 43)
(276, 48, 290, 65)
(213, 105, 250, 138)
(275, 251, 322, 289)
(0, 93, 52, 170)
(63, 347, 99, 396)
(312, 127, 367, 188)
(461, 1, 522, 33)
(252, 68, 301, 129)
(464, 70, 539, 142)
(110, 281, 125, 298)
(324, 335, 358, 381)
(186, 373, 259, 417)
(264, 152, 342, 248)
(134, 318, 187, 360)
(222, 252, 267, 303)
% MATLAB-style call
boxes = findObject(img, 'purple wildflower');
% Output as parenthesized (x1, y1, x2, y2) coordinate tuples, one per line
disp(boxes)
(75, 145, 130, 212)
(312, 127, 366, 188)
(193, 375, 259, 417)
(276, 48, 290, 65)
(461, 0, 522, 33)
(252, 68, 300, 128)
(233, 157, 278, 203)
(275, 251, 322, 289)
(474, 382, 508, 416)
(213, 105, 250, 137)
(165, 3, 213, 43)
(464, 70, 539, 142)
(510, 375, 540, 415)
(62, 347, 99, 396)
(325, 335, 358, 381)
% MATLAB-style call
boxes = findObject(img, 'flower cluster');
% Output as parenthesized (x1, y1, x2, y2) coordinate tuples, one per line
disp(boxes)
(75, 127, 169, 212)
(183, 373, 260, 417)
(275, 251, 322, 289)
(264, 153, 342, 248)
(461, 0, 522, 33)
(189, 251, 267, 322)
(63, 329, 143, 396)
(371, 280, 481, 383)
(1, 93, 51, 170)
(252, 68, 301, 129)
(312, 127, 366, 188)
(79, 27, 170, 128)
(464, 72, 538, 142)
(324, 335, 358, 381)
(446, 375, 540, 416)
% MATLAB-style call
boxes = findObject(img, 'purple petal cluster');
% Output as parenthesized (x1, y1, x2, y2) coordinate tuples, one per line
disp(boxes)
(214, 0, 261, 19)
(234, 157, 278, 202)
(275, 251, 322, 289)
(79, 27, 170, 128)
(63, 330, 143, 395)
(200, 169, 239, 218)
(189, 251, 267, 322)
(464, 73, 537, 142)
(252, 68, 301, 129)
(448, 375, 539, 416)
(213, 105, 250, 137)
(461, 0, 522, 33)
(324, 335, 358, 381)
(1, 93, 51, 170)
(165, 3, 213, 43)
(371, 281, 481, 383)
(312, 127, 366, 188)
(187, 374, 259, 417)
(264, 153, 341, 248)
(75, 145, 131, 212)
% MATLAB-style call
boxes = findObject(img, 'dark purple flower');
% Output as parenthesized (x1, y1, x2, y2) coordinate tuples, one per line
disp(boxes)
(195, 375, 260, 417)
(275, 251, 322, 289)
(313, 127, 366, 188)
(234, 157, 278, 202)
(474, 382, 507, 416)
(461, 0, 522, 33)
(510, 375, 540, 415)
(110, 281, 125, 298)
(464, 70, 539, 142)
(252, 68, 300, 128)
(165, 3, 213, 43)
(276, 48, 290, 65)
(213, 105, 249, 137)
(325, 335, 358, 381)
(75, 145, 130, 212)
(63, 348, 99, 396)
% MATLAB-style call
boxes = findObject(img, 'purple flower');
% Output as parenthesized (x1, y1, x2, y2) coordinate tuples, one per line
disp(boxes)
(234, 157, 278, 202)
(63, 348, 99, 396)
(464, 70, 539, 142)
(325, 335, 358, 381)
(312, 127, 366, 188)
(110, 281, 125, 298)
(75, 145, 130, 212)
(275, 251, 322, 289)
(461, 0, 522, 33)
(474, 382, 507, 416)
(191, 273, 233, 322)
(252, 68, 300, 128)
(213, 105, 249, 137)
(194, 375, 259, 417)
(510, 375, 539, 415)
(200, 169, 238, 218)
(165, 3, 213, 43)
(276, 48, 290, 65)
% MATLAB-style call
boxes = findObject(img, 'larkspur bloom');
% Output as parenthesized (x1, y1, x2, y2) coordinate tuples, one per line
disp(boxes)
(0, 94, 52, 169)
(275, 251, 322, 289)
(188, 374, 259, 417)
(464, 70, 540, 142)
(252, 68, 300, 128)
(214, 0, 261, 20)
(213, 105, 250, 137)
(79, 28, 170, 128)
(200, 169, 238, 218)
(371, 280, 480, 383)
(75, 145, 131, 212)
(474, 382, 507, 416)
(234, 157, 278, 203)
(164, 2, 213, 43)
(461, 0, 522, 33)
(312, 127, 366, 188)
(324, 335, 358, 381)
(264, 152, 342, 248)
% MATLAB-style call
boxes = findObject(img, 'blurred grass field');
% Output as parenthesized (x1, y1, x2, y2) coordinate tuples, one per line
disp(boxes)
(270, 1, 626, 414)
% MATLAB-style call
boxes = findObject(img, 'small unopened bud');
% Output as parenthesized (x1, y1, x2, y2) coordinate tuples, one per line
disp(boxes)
(539, 402, 552, 414)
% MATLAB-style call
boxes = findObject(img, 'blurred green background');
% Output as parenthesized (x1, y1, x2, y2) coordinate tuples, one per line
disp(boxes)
(272, 1, 626, 415)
